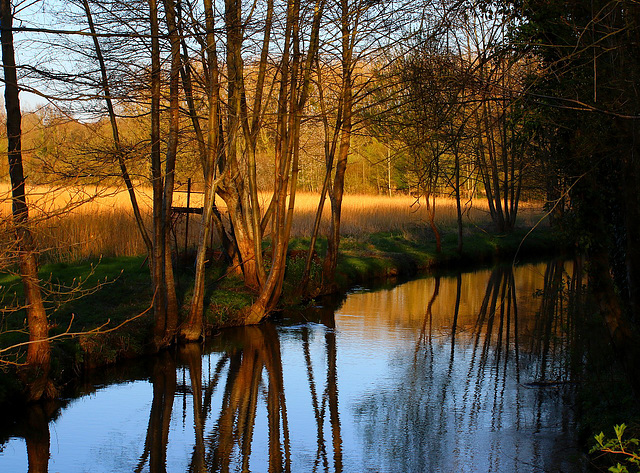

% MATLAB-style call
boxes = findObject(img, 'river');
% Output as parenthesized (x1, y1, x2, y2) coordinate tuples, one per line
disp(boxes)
(0, 260, 592, 472)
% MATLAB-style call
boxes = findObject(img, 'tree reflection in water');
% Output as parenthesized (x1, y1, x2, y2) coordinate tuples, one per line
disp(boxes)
(353, 260, 587, 473)
(24, 403, 51, 473)
(301, 307, 343, 473)
(136, 351, 177, 473)
(168, 315, 342, 473)
(204, 324, 291, 473)
(0, 398, 58, 473)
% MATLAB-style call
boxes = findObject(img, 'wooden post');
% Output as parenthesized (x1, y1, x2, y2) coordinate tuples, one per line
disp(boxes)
(387, 146, 392, 197)
(184, 178, 191, 257)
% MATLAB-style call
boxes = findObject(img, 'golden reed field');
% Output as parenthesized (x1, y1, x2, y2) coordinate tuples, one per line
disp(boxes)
(0, 184, 544, 262)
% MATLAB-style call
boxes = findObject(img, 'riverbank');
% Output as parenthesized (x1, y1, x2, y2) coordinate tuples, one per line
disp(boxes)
(0, 225, 566, 406)
(0, 260, 595, 472)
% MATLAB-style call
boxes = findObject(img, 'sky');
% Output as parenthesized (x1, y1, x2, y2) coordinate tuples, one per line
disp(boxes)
(2, 0, 81, 112)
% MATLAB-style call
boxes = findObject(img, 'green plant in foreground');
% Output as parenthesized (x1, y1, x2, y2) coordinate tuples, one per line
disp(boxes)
(591, 424, 640, 473)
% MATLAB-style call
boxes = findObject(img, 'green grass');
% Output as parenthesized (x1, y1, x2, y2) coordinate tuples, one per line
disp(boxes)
(1, 226, 564, 340)
(279, 225, 565, 302)
(1, 256, 155, 374)
(2, 257, 151, 335)
(326, 226, 565, 289)
(204, 274, 255, 326)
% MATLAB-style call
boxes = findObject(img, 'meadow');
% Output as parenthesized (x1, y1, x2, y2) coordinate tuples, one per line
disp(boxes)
(0, 183, 546, 263)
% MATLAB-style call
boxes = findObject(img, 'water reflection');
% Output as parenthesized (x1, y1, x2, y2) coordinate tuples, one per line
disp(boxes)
(136, 352, 176, 473)
(351, 261, 584, 472)
(301, 313, 342, 473)
(25, 404, 51, 473)
(206, 325, 290, 472)
(0, 260, 591, 473)
(155, 320, 342, 473)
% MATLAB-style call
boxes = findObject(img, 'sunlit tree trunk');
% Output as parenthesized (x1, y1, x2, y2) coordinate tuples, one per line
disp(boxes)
(238, 0, 274, 292)
(454, 147, 463, 253)
(147, 0, 171, 349)
(423, 190, 441, 253)
(217, 0, 264, 290)
(159, 0, 181, 344)
(179, 0, 223, 339)
(323, 0, 354, 291)
(242, 0, 323, 323)
(1, 0, 52, 401)
(472, 55, 524, 234)
(300, 58, 341, 294)
(83, 0, 177, 349)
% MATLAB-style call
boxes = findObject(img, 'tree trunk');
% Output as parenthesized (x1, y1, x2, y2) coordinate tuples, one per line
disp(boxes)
(241, 0, 298, 324)
(242, 0, 323, 322)
(323, 3, 353, 290)
(300, 57, 341, 294)
(148, 0, 169, 349)
(426, 192, 441, 253)
(1, 0, 52, 401)
(180, 0, 226, 341)
(621, 128, 640, 323)
(454, 149, 463, 253)
(583, 171, 640, 395)
(159, 0, 182, 345)
(387, 147, 392, 197)
(218, 0, 264, 290)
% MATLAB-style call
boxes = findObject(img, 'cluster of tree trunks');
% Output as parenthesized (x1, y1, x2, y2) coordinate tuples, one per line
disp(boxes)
(371, 11, 532, 252)
(78, 0, 330, 345)
(3, 0, 379, 400)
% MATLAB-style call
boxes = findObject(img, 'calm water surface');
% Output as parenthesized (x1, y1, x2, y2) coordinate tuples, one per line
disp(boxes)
(0, 261, 590, 472)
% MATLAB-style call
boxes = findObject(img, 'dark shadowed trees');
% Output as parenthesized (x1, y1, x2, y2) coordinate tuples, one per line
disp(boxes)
(514, 0, 640, 388)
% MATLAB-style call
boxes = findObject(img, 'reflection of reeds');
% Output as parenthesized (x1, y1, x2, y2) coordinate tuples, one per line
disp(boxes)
(336, 265, 546, 340)
(0, 184, 545, 262)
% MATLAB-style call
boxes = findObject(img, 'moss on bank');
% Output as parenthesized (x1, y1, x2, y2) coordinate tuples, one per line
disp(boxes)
(0, 225, 566, 406)
(289, 226, 565, 293)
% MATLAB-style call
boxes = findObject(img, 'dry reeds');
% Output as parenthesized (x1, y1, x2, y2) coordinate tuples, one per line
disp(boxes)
(0, 184, 545, 263)
(287, 193, 543, 236)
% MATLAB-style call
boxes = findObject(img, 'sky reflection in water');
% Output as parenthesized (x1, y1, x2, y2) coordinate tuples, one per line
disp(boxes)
(0, 261, 588, 472)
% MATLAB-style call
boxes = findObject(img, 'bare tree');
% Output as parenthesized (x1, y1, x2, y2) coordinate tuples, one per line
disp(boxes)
(1, 0, 53, 401)
(301, 0, 417, 293)
(465, 11, 533, 233)
(179, 0, 226, 341)
(240, 0, 325, 323)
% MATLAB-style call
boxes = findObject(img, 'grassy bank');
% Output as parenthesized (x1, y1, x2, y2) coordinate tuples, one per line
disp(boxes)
(326, 226, 560, 289)
(0, 225, 565, 406)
